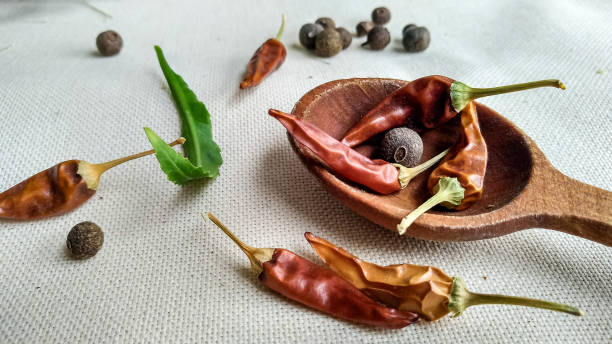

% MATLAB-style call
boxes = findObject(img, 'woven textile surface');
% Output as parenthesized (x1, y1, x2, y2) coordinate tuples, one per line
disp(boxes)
(0, 1, 611, 343)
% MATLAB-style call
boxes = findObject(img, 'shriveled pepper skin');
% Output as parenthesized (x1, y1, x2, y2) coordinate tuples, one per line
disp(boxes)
(269, 109, 401, 194)
(428, 102, 487, 210)
(0, 160, 95, 220)
(341, 75, 456, 147)
(260, 248, 419, 328)
(240, 39, 286, 89)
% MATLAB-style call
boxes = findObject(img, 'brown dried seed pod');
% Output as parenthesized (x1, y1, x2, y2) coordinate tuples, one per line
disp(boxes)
(380, 127, 423, 167)
(356, 21, 374, 37)
(315, 29, 343, 57)
(96, 30, 123, 56)
(66, 221, 104, 259)
(362, 26, 390, 50)
(335, 27, 352, 49)
(372, 7, 391, 25)
(315, 17, 335, 30)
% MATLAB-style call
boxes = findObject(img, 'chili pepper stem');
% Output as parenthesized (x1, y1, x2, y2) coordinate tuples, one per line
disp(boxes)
(448, 277, 583, 317)
(78, 137, 185, 190)
(397, 177, 464, 235)
(206, 213, 274, 274)
(450, 79, 565, 113)
(392, 148, 449, 188)
(275, 14, 286, 40)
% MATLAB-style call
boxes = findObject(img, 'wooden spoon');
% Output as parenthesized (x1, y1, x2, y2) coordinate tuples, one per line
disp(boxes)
(287, 78, 612, 246)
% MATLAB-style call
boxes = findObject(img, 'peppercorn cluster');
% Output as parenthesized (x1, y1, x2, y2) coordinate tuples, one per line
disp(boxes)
(299, 17, 352, 57)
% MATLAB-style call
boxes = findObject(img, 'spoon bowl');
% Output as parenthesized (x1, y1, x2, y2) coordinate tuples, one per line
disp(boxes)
(288, 78, 612, 245)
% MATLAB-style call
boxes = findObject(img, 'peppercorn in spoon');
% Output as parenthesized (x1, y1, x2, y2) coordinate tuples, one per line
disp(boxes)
(0, 137, 184, 220)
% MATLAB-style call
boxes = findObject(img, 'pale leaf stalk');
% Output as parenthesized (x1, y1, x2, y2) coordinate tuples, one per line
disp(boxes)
(450, 79, 565, 113)
(397, 177, 464, 235)
(448, 277, 583, 317)
(206, 213, 274, 274)
(78, 137, 185, 190)
(393, 148, 449, 188)
(275, 14, 286, 40)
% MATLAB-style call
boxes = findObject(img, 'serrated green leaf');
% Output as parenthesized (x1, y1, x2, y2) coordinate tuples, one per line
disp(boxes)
(144, 128, 214, 186)
(150, 45, 223, 182)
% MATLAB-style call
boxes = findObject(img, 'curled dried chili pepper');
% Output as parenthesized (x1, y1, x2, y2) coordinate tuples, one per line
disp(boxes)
(340, 75, 565, 148)
(397, 102, 485, 233)
(239, 14, 287, 89)
(305, 232, 583, 321)
(0, 137, 184, 220)
(269, 109, 448, 194)
(206, 213, 419, 328)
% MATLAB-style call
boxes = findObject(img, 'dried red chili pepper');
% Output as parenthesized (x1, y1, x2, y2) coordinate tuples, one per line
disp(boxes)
(269, 109, 448, 194)
(305, 232, 583, 320)
(206, 213, 419, 328)
(397, 102, 486, 233)
(239, 14, 287, 89)
(340, 75, 565, 147)
(0, 137, 184, 220)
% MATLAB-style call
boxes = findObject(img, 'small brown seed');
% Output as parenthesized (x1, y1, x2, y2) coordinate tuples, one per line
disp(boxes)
(356, 21, 374, 37)
(315, 29, 343, 57)
(96, 30, 122, 56)
(66, 221, 104, 259)
(371, 7, 391, 25)
(315, 17, 335, 30)
(335, 27, 352, 49)
(362, 26, 390, 50)
(380, 127, 423, 167)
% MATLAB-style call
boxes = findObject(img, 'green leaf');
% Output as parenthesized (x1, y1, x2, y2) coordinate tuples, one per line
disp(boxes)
(150, 45, 223, 182)
(144, 128, 214, 185)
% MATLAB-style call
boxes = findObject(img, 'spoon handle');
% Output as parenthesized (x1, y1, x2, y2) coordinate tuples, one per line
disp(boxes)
(537, 170, 612, 246)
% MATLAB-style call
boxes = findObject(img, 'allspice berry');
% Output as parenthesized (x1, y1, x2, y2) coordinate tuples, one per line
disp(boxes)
(335, 27, 352, 49)
(371, 7, 391, 25)
(402, 25, 431, 52)
(356, 21, 374, 37)
(299, 23, 324, 50)
(96, 30, 123, 56)
(315, 29, 343, 57)
(66, 221, 104, 259)
(361, 26, 390, 50)
(380, 127, 423, 167)
(315, 17, 335, 30)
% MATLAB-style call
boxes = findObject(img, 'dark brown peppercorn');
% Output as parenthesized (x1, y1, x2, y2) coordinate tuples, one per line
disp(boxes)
(299, 23, 324, 50)
(335, 27, 352, 49)
(402, 25, 431, 52)
(361, 26, 390, 50)
(380, 127, 423, 167)
(315, 17, 335, 30)
(402, 24, 418, 36)
(66, 221, 104, 259)
(96, 30, 122, 56)
(371, 7, 391, 25)
(315, 29, 343, 57)
(356, 21, 374, 37)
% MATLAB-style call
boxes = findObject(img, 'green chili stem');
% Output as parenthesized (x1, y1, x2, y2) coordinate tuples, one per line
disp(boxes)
(448, 277, 583, 317)
(450, 79, 565, 112)
(465, 292, 583, 316)
(275, 14, 286, 40)
(394, 148, 449, 188)
(397, 188, 448, 235)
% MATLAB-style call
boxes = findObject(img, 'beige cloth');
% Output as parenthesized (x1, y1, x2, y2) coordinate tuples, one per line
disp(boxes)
(0, 0, 610, 343)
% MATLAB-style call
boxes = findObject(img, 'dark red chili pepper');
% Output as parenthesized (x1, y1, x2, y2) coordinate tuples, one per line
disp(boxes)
(240, 14, 287, 89)
(340, 76, 565, 148)
(0, 137, 184, 220)
(269, 109, 448, 194)
(207, 213, 419, 328)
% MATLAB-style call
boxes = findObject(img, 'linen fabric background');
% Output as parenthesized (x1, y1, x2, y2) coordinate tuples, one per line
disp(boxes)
(0, 1, 610, 343)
